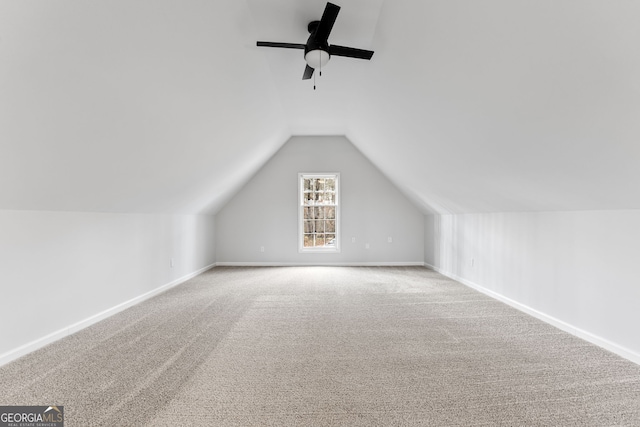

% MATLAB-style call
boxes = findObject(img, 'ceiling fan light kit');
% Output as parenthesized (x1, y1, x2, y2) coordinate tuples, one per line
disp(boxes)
(257, 2, 374, 88)
(305, 49, 330, 70)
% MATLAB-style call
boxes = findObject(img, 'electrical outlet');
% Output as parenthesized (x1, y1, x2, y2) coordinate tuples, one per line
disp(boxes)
(471, 258, 475, 267)
(170, 258, 174, 268)
(351, 237, 356, 243)
(365, 243, 370, 249)
(260, 246, 265, 253)
(387, 236, 393, 243)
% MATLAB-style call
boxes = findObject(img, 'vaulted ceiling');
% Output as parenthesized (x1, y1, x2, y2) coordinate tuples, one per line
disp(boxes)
(2, 0, 639, 215)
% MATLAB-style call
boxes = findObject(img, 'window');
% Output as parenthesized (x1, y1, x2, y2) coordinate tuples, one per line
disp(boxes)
(299, 173, 340, 252)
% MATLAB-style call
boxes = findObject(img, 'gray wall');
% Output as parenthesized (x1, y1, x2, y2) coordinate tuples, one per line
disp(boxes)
(216, 136, 424, 265)
(0, 210, 216, 364)
(426, 210, 640, 363)
(424, 214, 436, 267)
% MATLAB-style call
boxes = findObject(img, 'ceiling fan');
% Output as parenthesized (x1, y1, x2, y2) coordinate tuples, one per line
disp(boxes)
(256, 2, 374, 84)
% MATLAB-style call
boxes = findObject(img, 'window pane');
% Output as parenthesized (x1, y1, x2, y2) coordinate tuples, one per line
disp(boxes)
(315, 235, 325, 246)
(325, 179, 335, 191)
(314, 193, 323, 204)
(325, 220, 335, 233)
(326, 234, 336, 246)
(304, 179, 312, 191)
(316, 179, 325, 191)
(303, 234, 314, 247)
(314, 207, 324, 219)
(304, 192, 314, 205)
(325, 193, 335, 205)
(304, 221, 314, 233)
(325, 206, 335, 219)
(304, 207, 314, 219)
(314, 220, 324, 233)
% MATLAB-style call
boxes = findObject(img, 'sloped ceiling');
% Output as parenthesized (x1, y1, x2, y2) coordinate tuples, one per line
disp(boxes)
(1, 0, 639, 215)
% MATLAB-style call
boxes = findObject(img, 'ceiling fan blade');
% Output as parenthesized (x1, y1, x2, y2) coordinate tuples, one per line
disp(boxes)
(302, 64, 315, 80)
(257, 41, 306, 50)
(328, 45, 374, 60)
(315, 2, 340, 41)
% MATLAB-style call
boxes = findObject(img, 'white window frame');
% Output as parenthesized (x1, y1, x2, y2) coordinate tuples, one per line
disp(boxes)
(298, 173, 341, 253)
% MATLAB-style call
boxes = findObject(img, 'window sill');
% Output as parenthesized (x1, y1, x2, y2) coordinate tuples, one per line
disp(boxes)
(299, 247, 341, 254)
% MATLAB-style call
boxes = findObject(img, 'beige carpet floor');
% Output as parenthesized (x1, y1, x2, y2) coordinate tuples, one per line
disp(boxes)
(1, 266, 640, 426)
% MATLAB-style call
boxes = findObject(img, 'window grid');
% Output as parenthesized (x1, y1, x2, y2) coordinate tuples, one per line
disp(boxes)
(299, 174, 339, 252)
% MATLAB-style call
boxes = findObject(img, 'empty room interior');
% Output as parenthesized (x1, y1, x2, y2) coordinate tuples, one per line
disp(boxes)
(1, 0, 640, 425)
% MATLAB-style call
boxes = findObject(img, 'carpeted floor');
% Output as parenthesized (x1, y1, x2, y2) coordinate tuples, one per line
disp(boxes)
(1, 266, 639, 426)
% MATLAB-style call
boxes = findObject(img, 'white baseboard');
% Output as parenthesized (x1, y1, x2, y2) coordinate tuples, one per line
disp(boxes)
(216, 261, 425, 267)
(425, 264, 640, 366)
(0, 263, 216, 368)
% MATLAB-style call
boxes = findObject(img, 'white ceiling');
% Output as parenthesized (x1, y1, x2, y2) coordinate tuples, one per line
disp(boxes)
(1, 0, 640, 214)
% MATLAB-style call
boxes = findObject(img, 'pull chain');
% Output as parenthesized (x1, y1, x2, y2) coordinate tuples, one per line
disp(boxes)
(313, 51, 323, 91)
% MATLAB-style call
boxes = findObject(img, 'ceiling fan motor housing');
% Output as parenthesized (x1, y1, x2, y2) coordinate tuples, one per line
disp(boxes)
(307, 21, 320, 34)
(305, 20, 330, 68)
